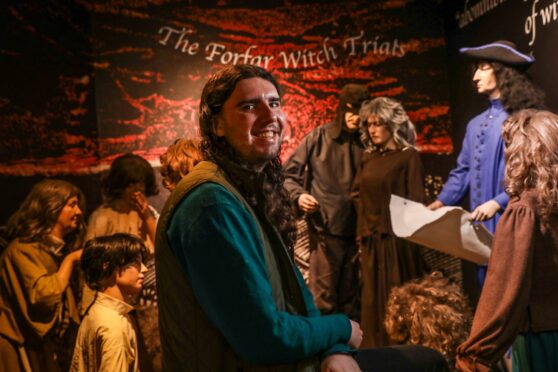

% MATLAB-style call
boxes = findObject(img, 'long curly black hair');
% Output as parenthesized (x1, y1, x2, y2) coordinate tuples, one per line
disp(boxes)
(198, 64, 297, 250)
(491, 62, 546, 113)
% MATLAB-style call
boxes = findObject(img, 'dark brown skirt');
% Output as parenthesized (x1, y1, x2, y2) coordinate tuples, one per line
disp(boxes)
(359, 234, 427, 349)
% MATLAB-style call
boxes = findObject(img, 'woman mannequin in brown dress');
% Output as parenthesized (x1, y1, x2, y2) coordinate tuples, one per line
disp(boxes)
(456, 110, 558, 371)
(0, 180, 85, 372)
(351, 97, 427, 348)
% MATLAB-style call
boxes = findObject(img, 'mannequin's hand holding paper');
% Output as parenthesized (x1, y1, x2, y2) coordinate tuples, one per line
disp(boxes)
(389, 195, 492, 265)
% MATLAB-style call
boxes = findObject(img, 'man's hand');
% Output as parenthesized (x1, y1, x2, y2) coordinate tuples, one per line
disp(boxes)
(298, 193, 320, 213)
(427, 200, 444, 211)
(348, 320, 363, 349)
(469, 200, 501, 222)
(132, 191, 152, 220)
(321, 354, 361, 372)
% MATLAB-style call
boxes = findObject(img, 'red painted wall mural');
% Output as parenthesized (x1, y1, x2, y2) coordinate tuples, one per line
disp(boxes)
(1, 0, 451, 175)
(0, 0, 451, 221)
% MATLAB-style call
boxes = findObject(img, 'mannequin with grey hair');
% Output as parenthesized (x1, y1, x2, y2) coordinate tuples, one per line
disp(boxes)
(358, 97, 416, 152)
(351, 96, 428, 348)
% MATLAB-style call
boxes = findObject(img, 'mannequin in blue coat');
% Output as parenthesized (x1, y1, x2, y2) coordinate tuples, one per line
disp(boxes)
(428, 40, 545, 286)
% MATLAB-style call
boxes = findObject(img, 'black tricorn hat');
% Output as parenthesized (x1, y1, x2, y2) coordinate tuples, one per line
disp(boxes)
(459, 40, 534, 66)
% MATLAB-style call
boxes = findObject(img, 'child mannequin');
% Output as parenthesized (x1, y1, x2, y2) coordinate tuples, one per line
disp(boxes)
(70, 233, 147, 372)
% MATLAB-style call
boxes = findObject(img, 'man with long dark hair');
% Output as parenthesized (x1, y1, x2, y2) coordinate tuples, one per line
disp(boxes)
(155, 65, 362, 371)
(428, 40, 545, 286)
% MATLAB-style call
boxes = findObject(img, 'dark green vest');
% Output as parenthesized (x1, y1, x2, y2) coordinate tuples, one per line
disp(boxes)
(155, 161, 319, 372)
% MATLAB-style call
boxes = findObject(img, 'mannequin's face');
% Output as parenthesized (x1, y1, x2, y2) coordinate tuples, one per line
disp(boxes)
(473, 62, 500, 99)
(343, 102, 361, 132)
(116, 258, 147, 296)
(121, 182, 145, 205)
(367, 115, 395, 149)
(53, 196, 82, 238)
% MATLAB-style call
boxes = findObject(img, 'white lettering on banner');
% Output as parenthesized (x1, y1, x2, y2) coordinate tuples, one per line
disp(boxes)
(157, 26, 407, 69)
(279, 38, 340, 68)
(344, 31, 405, 57)
(524, 0, 558, 46)
(158, 26, 200, 55)
(455, 0, 508, 29)
(205, 43, 274, 68)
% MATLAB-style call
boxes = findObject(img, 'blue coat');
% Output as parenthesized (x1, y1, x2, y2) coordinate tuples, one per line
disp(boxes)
(438, 99, 509, 233)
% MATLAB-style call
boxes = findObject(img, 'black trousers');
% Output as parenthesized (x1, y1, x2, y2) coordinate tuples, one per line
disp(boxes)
(307, 226, 360, 320)
(356, 345, 450, 372)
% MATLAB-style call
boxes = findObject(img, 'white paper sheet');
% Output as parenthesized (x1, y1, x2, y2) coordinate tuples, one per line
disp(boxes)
(389, 195, 492, 264)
